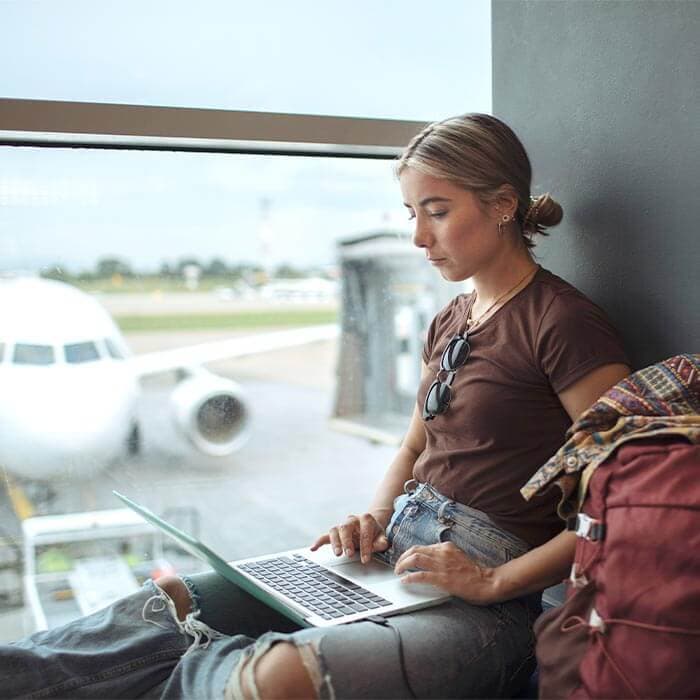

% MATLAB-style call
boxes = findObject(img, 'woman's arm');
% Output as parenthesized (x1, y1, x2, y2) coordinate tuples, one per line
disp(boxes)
(395, 361, 631, 603)
(310, 363, 430, 562)
(557, 362, 630, 422)
(394, 529, 577, 604)
(366, 396, 428, 529)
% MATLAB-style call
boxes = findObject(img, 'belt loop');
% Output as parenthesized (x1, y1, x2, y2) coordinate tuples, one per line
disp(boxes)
(403, 478, 418, 495)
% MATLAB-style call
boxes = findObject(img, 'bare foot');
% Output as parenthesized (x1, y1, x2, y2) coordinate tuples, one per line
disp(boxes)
(155, 575, 193, 621)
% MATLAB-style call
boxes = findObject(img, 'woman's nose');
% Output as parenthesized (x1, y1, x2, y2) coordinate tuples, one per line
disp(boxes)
(412, 217, 432, 249)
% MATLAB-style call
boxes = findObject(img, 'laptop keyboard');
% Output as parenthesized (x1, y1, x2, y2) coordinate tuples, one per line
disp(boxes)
(238, 553, 392, 620)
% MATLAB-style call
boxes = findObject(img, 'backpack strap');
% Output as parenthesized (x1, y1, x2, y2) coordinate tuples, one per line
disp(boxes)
(576, 459, 598, 512)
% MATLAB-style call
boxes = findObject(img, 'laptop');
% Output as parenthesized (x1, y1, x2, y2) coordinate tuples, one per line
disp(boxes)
(113, 491, 450, 628)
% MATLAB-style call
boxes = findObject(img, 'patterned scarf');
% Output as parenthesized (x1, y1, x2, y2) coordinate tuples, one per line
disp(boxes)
(521, 353, 700, 519)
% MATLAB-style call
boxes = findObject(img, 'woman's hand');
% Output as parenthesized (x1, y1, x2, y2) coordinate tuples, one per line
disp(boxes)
(394, 541, 498, 605)
(310, 511, 390, 564)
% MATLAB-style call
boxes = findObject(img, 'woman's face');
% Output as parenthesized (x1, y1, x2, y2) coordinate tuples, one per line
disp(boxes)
(399, 167, 503, 282)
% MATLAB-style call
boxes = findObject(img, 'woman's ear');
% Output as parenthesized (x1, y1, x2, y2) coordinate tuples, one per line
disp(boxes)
(491, 184, 519, 219)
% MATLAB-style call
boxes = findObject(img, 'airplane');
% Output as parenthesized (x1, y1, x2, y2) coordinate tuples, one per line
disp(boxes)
(0, 275, 338, 482)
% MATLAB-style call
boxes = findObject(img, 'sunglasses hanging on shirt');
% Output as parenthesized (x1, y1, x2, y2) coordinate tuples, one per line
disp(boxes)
(422, 333, 471, 420)
(422, 266, 538, 422)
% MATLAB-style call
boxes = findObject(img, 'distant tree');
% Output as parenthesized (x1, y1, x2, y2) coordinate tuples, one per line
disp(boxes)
(95, 256, 133, 278)
(204, 257, 229, 277)
(224, 263, 265, 285)
(159, 261, 174, 278)
(274, 263, 305, 279)
(41, 265, 71, 282)
(176, 257, 202, 275)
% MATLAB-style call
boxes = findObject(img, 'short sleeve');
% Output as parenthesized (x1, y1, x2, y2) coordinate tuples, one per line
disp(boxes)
(535, 292, 630, 393)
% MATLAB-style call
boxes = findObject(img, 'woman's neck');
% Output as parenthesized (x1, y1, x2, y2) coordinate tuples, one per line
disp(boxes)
(470, 252, 539, 317)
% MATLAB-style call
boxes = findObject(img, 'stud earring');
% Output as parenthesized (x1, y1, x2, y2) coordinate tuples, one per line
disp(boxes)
(497, 214, 512, 235)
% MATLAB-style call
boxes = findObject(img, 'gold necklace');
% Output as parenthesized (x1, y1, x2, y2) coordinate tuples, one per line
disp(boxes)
(465, 267, 538, 331)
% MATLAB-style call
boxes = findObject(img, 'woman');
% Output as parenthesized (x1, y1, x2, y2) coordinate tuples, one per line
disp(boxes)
(5, 114, 630, 699)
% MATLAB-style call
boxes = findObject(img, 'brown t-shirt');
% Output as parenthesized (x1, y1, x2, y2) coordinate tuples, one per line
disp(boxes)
(415, 267, 629, 547)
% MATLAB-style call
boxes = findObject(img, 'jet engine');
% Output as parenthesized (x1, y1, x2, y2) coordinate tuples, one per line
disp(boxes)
(170, 369, 250, 456)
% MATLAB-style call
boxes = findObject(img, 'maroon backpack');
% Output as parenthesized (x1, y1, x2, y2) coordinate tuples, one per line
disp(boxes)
(534, 436, 700, 699)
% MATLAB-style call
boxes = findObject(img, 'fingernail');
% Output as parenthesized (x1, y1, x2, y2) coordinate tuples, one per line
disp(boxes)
(345, 548, 352, 557)
(334, 547, 341, 555)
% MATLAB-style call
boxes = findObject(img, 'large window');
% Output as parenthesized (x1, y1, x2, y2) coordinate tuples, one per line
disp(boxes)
(0, 1, 488, 638)
(0, 0, 491, 120)
(0, 138, 457, 636)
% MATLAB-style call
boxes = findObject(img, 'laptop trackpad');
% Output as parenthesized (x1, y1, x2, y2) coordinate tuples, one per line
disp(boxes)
(331, 558, 396, 585)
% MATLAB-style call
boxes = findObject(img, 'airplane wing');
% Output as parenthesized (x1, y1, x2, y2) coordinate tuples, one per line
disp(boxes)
(128, 324, 339, 378)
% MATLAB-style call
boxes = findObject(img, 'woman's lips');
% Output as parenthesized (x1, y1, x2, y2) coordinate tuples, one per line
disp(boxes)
(428, 257, 447, 265)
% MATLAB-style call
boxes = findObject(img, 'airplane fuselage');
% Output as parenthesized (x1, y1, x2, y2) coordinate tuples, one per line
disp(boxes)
(0, 277, 140, 479)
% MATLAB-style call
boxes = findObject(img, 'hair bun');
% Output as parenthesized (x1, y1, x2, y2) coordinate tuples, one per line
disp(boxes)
(522, 193, 563, 236)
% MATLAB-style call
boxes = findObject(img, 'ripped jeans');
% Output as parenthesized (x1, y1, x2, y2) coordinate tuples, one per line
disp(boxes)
(2, 483, 542, 699)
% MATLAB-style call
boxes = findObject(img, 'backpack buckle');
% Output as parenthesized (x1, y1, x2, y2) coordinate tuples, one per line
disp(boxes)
(567, 513, 606, 541)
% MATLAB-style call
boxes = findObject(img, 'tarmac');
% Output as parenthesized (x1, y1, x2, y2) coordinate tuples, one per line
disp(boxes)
(0, 328, 401, 641)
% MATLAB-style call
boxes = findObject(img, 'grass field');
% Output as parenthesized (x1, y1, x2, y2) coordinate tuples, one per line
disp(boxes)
(115, 308, 338, 332)
(72, 276, 247, 294)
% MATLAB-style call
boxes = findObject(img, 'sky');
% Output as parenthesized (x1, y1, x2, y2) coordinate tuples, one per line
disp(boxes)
(0, 0, 492, 273)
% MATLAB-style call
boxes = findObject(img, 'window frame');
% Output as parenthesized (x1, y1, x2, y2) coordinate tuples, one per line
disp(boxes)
(0, 98, 426, 159)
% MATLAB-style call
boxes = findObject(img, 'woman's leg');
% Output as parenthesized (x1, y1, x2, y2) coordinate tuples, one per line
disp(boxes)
(1, 580, 192, 699)
(0, 571, 301, 700)
(161, 594, 538, 699)
(181, 571, 301, 637)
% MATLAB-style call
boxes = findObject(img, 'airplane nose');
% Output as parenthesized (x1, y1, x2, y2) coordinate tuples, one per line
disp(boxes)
(0, 365, 139, 479)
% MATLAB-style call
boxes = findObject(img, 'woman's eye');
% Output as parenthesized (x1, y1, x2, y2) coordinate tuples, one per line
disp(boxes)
(406, 210, 445, 221)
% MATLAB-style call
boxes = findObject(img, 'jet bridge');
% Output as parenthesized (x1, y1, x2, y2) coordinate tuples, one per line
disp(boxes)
(332, 232, 457, 444)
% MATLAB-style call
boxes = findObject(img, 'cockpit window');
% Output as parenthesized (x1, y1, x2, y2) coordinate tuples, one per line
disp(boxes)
(13, 343, 55, 366)
(104, 337, 125, 360)
(65, 341, 100, 364)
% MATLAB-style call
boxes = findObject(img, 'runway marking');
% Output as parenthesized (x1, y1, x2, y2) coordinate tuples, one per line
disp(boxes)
(1, 466, 35, 520)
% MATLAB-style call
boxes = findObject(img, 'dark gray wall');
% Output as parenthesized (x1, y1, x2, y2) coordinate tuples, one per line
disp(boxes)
(492, 0, 699, 370)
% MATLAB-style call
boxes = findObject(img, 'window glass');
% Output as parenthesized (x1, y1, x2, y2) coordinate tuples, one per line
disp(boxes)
(65, 341, 100, 364)
(13, 343, 55, 365)
(0, 0, 491, 120)
(0, 145, 456, 639)
(104, 338, 125, 360)
(0, 342, 5, 362)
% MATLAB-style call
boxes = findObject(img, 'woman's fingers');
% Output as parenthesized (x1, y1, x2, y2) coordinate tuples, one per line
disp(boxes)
(372, 533, 390, 552)
(399, 570, 443, 586)
(338, 516, 359, 557)
(358, 513, 380, 563)
(328, 526, 343, 556)
(309, 533, 330, 551)
(394, 548, 438, 575)
(311, 513, 387, 560)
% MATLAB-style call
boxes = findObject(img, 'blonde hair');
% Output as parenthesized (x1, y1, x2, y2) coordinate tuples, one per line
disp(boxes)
(395, 113, 563, 248)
